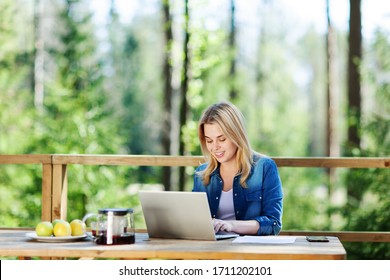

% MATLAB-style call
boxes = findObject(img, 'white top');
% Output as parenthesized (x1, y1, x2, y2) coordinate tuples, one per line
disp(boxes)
(216, 189, 236, 220)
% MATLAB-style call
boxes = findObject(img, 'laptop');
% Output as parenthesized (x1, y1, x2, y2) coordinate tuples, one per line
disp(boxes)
(138, 190, 239, 241)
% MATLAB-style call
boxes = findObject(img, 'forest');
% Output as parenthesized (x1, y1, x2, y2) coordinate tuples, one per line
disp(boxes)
(0, 0, 389, 259)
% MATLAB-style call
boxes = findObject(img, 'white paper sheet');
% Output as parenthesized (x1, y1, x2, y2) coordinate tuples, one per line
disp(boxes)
(232, 235, 296, 244)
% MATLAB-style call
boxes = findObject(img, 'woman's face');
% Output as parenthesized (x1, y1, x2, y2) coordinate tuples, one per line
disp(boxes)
(204, 123, 238, 165)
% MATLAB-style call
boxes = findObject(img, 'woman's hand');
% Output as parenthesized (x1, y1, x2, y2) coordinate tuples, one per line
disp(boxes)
(213, 219, 234, 233)
(213, 218, 260, 235)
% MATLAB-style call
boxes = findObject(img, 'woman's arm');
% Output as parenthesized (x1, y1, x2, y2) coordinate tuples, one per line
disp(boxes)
(213, 219, 259, 235)
(254, 159, 283, 235)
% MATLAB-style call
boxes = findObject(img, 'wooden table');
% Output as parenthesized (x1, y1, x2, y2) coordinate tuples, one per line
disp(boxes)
(0, 229, 346, 260)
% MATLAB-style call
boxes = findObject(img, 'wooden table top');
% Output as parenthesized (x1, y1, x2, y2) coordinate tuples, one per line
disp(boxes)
(0, 229, 346, 260)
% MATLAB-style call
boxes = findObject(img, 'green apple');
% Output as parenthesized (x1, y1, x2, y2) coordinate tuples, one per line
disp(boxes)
(35, 221, 53, 236)
(53, 220, 71, 237)
(70, 219, 86, 236)
(52, 219, 65, 228)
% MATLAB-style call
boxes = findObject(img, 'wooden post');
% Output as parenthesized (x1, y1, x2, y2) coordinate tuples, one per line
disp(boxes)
(41, 163, 53, 221)
(52, 164, 68, 221)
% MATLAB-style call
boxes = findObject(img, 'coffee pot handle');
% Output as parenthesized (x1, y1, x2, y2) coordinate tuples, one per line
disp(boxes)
(82, 213, 98, 241)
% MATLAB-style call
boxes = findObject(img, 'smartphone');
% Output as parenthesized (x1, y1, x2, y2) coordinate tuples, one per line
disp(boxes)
(306, 236, 329, 242)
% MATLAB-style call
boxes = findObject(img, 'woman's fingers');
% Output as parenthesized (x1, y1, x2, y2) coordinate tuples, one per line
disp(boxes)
(213, 219, 233, 232)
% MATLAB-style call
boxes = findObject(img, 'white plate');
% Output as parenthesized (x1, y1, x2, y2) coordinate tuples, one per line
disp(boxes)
(25, 232, 87, 242)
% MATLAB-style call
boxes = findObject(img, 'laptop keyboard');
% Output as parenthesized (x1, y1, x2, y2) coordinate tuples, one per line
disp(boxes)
(215, 232, 239, 240)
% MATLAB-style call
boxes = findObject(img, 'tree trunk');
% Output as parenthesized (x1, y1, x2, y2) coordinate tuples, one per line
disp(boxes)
(229, 0, 237, 100)
(326, 1, 339, 159)
(346, 0, 362, 211)
(178, 0, 190, 191)
(161, 0, 174, 190)
(254, 1, 269, 137)
(347, 0, 362, 153)
(325, 0, 340, 229)
(33, 0, 45, 111)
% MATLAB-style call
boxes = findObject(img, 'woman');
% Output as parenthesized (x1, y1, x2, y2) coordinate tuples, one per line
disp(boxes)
(193, 101, 283, 236)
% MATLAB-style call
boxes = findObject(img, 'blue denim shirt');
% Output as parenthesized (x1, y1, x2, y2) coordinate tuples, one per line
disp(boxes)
(192, 154, 283, 235)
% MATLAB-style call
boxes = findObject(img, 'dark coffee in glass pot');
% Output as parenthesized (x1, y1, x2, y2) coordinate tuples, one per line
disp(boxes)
(83, 208, 135, 245)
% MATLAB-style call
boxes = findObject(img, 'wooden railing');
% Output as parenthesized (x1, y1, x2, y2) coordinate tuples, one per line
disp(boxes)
(1, 154, 389, 243)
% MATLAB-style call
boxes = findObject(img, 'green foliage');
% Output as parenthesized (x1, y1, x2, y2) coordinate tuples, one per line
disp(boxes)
(341, 28, 390, 259)
(279, 168, 329, 230)
(35, 0, 141, 221)
(0, 0, 41, 226)
(0, 165, 42, 227)
(0, 0, 141, 226)
(0, 1, 34, 154)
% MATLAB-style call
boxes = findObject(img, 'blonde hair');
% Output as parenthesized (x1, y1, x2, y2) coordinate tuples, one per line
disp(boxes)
(198, 101, 253, 187)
